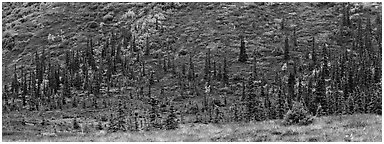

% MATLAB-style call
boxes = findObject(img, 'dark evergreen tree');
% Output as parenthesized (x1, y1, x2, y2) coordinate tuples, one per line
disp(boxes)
(262, 86, 272, 119)
(21, 67, 27, 106)
(342, 3, 351, 27)
(281, 17, 285, 30)
(11, 65, 19, 95)
(238, 35, 248, 62)
(315, 67, 327, 115)
(222, 57, 228, 86)
(165, 105, 178, 130)
(148, 96, 160, 129)
(142, 61, 146, 77)
(204, 49, 211, 80)
(311, 36, 317, 70)
(145, 34, 150, 56)
(284, 36, 290, 61)
(293, 26, 297, 47)
(73, 118, 80, 130)
(287, 72, 295, 109)
(109, 100, 127, 131)
(275, 88, 285, 119)
(188, 54, 195, 81)
(131, 35, 138, 52)
(3, 84, 9, 111)
(62, 69, 71, 99)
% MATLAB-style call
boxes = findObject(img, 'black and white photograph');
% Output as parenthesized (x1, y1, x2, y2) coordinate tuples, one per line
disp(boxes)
(1, 1, 382, 142)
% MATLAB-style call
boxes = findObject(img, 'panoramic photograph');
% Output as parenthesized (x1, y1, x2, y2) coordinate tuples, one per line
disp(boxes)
(2, 2, 382, 142)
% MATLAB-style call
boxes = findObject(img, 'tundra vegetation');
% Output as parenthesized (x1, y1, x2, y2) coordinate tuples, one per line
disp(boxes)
(2, 2, 382, 142)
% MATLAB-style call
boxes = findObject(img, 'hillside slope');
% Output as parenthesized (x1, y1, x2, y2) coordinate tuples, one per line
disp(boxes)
(2, 2, 382, 142)
(3, 2, 381, 83)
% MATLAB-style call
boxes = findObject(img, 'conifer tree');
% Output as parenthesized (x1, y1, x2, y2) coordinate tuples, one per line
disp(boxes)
(213, 61, 217, 79)
(222, 57, 228, 86)
(343, 3, 351, 27)
(204, 49, 211, 80)
(253, 58, 257, 80)
(149, 96, 159, 129)
(63, 69, 71, 99)
(275, 89, 285, 119)
(181, 63, 186, 77)
(142, 61, 146, 77)
(11, 65, 19, 95)
(284, 36, 290, 61)
(145, 34, 150, 56)
(188, 54, 195, 81)
(262, 86, 272, 119)
(316, 67, 327, 114)
(163, 57, 167, 72)
(102, 39, 108, 59)
(293, 26, 297, 47)
(311, 36, 317, 70)
(287, 72, 295, 109)
(165, 105, 178, 130)
(3, 84, 9, 111)
(116, 40, 122, 65)
(111, 33, 116, 57)
(131, 35, 138, 52)
(375, 13, 382, 46)
(238, 35, 248, 62)
(21, 67, 27, 106)
(322, 44, 329, 79)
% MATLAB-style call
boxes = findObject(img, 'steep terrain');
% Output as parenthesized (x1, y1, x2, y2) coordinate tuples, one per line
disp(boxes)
(2, 2, 382, 142)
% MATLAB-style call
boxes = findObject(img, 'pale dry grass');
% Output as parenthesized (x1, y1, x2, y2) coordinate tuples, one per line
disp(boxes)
(2, 114, 381, 142)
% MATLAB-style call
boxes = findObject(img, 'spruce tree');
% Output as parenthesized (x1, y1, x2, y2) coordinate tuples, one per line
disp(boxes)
(149, 96, 159, 129)
(238, 35, 248, 62)
(145, 34, 150, 56)
(222, 57, 228, 86)
(284, 36, 290, 61)
(204, 49, 211, 80)
(165, 105, 178, 130)
(22, 67, 27, 106)
(287, 72, 295, 109)
(132, 35, 138, 52)
(275, 89, 285, 119)
(142, 61, 146, 77)
(311, 36, 317, 70)
(293, 26, 297, 47)
(315, 68, 327, 115)
(262, 86, 272, 119)
(281, 17, 285, 30)
(188, 54, 195, 81)
(11, 65, 19, 95)
(212, 61, 216, 79)
(253, 58, 258, 80)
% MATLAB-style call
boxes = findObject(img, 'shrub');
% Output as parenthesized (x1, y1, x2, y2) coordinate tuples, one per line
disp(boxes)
(73, 118, 81, 130)
(96, 121, 103, 130)
(283, 102, 314, 126)
(165, 105, 179, 130)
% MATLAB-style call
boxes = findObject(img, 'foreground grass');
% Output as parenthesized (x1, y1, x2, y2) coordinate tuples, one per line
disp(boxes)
(2, 114, 381, 142)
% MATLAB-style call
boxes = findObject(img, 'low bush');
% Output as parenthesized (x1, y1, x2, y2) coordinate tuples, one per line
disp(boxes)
(283, 101, 314, 126)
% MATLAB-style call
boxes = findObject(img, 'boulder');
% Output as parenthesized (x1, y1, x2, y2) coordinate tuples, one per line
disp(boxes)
(88, 21, 99, 29)
(103, 14, 114, 22)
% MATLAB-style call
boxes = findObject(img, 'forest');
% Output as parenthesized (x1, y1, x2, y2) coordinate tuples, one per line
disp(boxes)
(2, 2, 382, 142)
